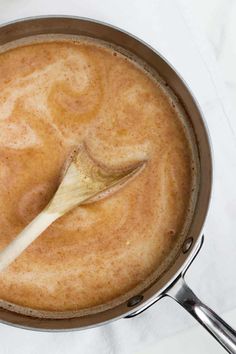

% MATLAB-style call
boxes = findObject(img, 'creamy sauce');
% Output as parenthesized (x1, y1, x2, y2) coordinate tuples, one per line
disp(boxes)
(0, 37, 197, 316)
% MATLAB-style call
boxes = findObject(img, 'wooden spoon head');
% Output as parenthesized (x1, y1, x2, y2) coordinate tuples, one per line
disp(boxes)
(47, 144, 146, 215)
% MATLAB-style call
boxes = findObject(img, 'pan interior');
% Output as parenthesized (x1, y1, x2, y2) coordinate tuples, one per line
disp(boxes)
(0, 34, 200, 319)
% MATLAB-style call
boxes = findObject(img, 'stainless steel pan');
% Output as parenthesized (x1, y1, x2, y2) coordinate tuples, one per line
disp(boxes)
(0, 16, 235, 354)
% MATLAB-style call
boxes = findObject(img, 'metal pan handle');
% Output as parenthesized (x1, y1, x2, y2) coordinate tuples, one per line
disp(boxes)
(126, 235, 236, 353)
(166, 275, 236, 353)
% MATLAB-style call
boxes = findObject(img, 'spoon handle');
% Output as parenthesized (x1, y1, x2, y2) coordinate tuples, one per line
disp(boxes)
(0, 211, 59, 272)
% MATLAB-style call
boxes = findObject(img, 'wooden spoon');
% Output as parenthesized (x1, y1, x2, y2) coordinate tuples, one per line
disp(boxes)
(0, 144, 145, 272)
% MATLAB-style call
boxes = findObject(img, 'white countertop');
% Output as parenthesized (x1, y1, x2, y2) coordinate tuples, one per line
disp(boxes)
(139, 308, 236, 354)
(0, 0, 235, 353)
(188, 0, 236, 133)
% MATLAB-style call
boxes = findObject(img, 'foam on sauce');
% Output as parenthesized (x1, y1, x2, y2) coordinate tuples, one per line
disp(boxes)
(0, 36, 198, 317)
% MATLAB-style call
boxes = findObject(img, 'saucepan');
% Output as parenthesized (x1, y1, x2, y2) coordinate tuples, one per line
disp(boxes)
(0, 16, 235, 353)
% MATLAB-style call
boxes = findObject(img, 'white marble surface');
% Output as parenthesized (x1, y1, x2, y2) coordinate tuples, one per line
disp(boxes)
(188, 0, 236, 134)
(139, 307, 236, 354)
(0, 0, 235, 353)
